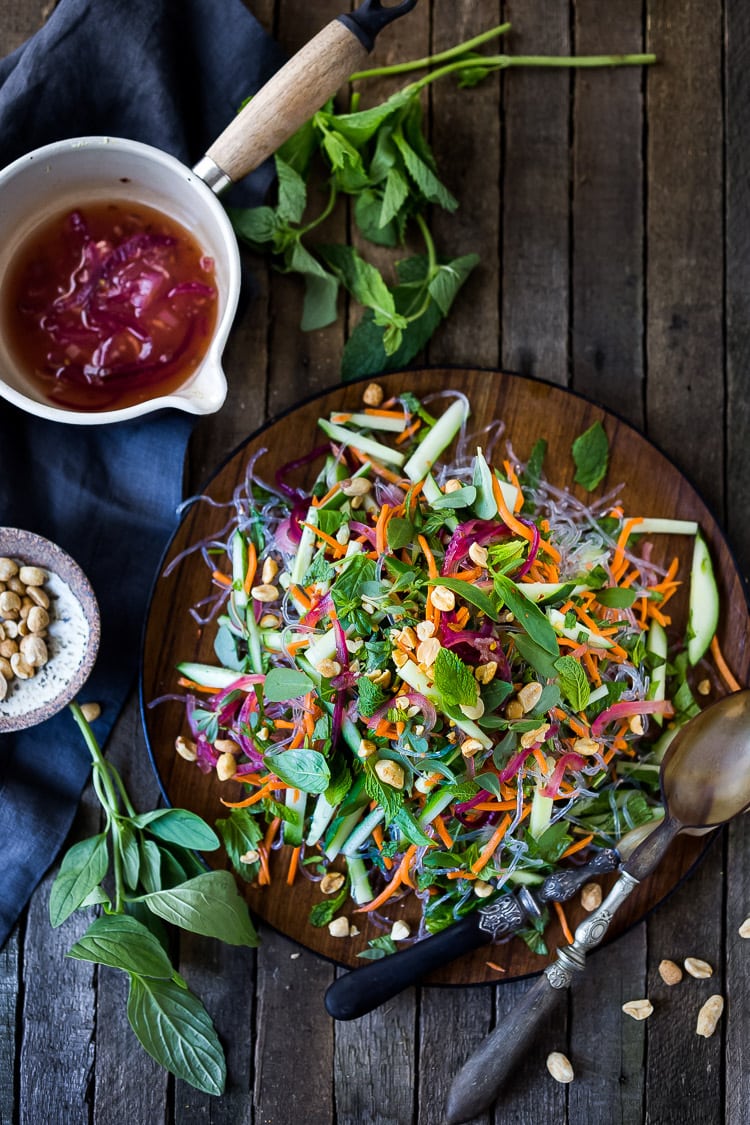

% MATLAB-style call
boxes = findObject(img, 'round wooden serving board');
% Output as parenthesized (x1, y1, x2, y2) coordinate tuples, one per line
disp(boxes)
(141, 368, 750, 985)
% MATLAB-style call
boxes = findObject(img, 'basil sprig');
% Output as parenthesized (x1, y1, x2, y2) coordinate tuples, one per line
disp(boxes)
(49, 704, 259, 1096)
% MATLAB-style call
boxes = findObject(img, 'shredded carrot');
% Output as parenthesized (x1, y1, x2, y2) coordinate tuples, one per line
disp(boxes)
(397, 844, 419, 889)
(395, 418, 422, 445)
(364, 407, 410, 419)
(418, 534, 438, 578)
(486, 961, 507, 974)
(211, 569, 231, 587)
(242, 541, 258, 594)
(611, 517, 643, 580)
(434, 815, 454, 849)
(553, 900, 574, 944)
(560, 833, 594, 860)
(312, 480, 342, 509)
(289, 583, 312, 610)
(220, 778, 290, 808)
(502, 459, 525, 513)
(372, 823, 393, 870)
(491, 476, 561, 563)
(375, 504, 392, 556)
(300, 521, 347, 557)
(350, 447, 405, 484)
(710, 635, 743, 692)
(176, 676, 220, 695)
(471, 814, 512, 874)
(354, 868, 406, 913)
(286, 846, 301, 885)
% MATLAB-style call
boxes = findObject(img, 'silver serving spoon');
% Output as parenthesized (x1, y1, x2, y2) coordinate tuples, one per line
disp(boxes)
(445, 688, 750, 1125)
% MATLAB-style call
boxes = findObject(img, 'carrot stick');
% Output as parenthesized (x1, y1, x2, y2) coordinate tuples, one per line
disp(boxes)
(354, 869, 405, 912)
(471, 814, 512, 874)
(300, 522, 347, 557)
(559, 833, 594, 859)
(491, 476, 561, 563)
(418, 534, 438, 578)
(372, 823, 393, 870)
(710, 635, 743, 692)
(286, 846, 301, 885)
(434, 815, 454, 849)
(553, 900, 574, 944)
(211, 569, 232, 587)
(242, 541, 258, 594)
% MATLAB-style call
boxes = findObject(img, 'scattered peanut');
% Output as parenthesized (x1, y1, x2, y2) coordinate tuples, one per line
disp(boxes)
(474, 661, 498, 685)
(362, 382, 384, 407)
(520, 722, 550, 749)
(390, 921, 411, 941)
(468, 542, 489, 567)
(473, 880, 494, 899)
(460, 737, 484, 758)
(317, 658, 342, 678)
(546, 1052, 575, 1084)
(328, 916, 351, 938)
(416, 619, 436, 640)
(658, 959, 683, 986)
(397, 625, 417, 650)
(573, 736, 601, 757)
(517, 682, 543, 713)
(0, 591, 21, 616)
(392, 650, 409, 668)
(696, 995, 724, 1038)
(430, 585, 456, 612)
(320, 872, 346, 895)
(505, 699, 524, 720)
(697, 678, 712, 696)
(374, 759, 405, 789)
(444, 478, 463, 494)
(580, 883, 602, 912)
(214, 738, 238, 755)
(738, 917, 750, 939)
(216, 752, 238, 781)
(460, 698, 485, 720)
(341, 476, 372, 497)
(629, 714, 645, 735)
(0, 673, 7, 702)
(622, 999, 654, 1021)
(175, 735, 198, 762)
(684, 957, 713, 979)
(239, 849, 259, 865)
(416, 636, 441, 667)
(250, 583, 279, 603)
(261, 556, 279, 584)
(259, 612, 280, 628)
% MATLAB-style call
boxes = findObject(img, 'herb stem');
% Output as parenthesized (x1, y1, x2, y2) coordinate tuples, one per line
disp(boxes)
(299, 182, 338, 237)
(348, 22, 512, 82)
(407, 53, 657, 95)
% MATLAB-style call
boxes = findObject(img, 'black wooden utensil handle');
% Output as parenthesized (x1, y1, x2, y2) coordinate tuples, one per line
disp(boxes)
(325, 912, 489, 1021)
(444, 971, 565, 1124)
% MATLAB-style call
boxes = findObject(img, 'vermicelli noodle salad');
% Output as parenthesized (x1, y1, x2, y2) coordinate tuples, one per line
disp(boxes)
(162, 384, 737, 955)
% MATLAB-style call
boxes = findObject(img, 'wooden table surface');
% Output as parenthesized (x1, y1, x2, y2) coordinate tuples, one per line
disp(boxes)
(2, 2, 749, 1124)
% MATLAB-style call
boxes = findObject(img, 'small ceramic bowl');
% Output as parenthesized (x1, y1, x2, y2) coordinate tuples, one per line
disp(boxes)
(0, 137, 240, 426)
(0, 528, 101, 732)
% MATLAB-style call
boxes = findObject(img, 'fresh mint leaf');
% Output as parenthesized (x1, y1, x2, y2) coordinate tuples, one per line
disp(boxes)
(309, 881, 348, 927)
(380, 166, 411, 228)
(140, 871, 259, 947)
(49, 833, 109, 927)
(266, 748, 331, 793)
(363, 762, 404, 824)
(301, 549, 334, 587)
(433, 648, 478, 708)
(127, 975, 226, 1096)
(354, 188, 404, 247)
(287, 242, 339, 331)
(264, 667, 314, 703)
(553, 656, 591, 712)
(386, 516, 416, 551)
(427, 255, 480, 315)
(357, 675, 388, 719)
(68, 914, 175, 979)
(393, 805, 434, 848)
(494, 574, 559, 655)
(357, 934, 398, 960)
(393, 124, 458, 212)
(228, 205, 278, 247)
(572, 420, 609, 491)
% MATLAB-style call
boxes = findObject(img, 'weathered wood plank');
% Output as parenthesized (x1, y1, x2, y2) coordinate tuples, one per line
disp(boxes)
(18, 787, 99, 1125)
(645, 0, 724, 518)
(418, 984, 493, 1125)
(489, 975, 568, 1122)
(254, 930, 334, 1124)
(334, 971, 417, 1125)
(724, 0, 750, 581)
(501, 0, 570, 384)
(725, 816, 750, 1125)
(644, 834, 724, 1124)
(92, 698, 168, 1124)
(568, 923, 647, 1125)
(0, 924, 19, 1125)
(571, 0, 644, 427)
(428, 1, 502, 370)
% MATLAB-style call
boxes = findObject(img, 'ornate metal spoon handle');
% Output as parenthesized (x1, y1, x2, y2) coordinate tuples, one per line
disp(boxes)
(444, 871, 640, 1125)
(324, 848, 619, 1021)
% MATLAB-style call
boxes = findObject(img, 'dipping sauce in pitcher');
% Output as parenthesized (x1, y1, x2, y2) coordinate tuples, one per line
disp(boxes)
(2, 201, 218, 411)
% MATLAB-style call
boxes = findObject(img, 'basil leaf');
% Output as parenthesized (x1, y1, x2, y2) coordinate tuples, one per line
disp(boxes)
(68, 914, 175, 980)
(266, 748, 331, 793)
(49, 833, 109, 927)
(127, 975, 226, 1096)
(386, 516, 415, 551)
(429, 576, 500, 621)
(595, 586, 638, 609)
(215, 809, 264, 883)
(132, 809, 220, 851)
(572, 420, 609, 491)
(394, 805, 434, 848)
(263, 667, 314, 703)
(494, 574, 559, 655)
(139, 838, 163, 894)
(512, 633, 561, 680)
(140, 871, 259, 947)
(553, 655, 591, 712)
(430, 485, 477, 510)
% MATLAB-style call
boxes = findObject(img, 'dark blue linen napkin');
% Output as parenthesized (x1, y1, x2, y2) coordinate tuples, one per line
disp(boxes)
(0, 0, 285, 946)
